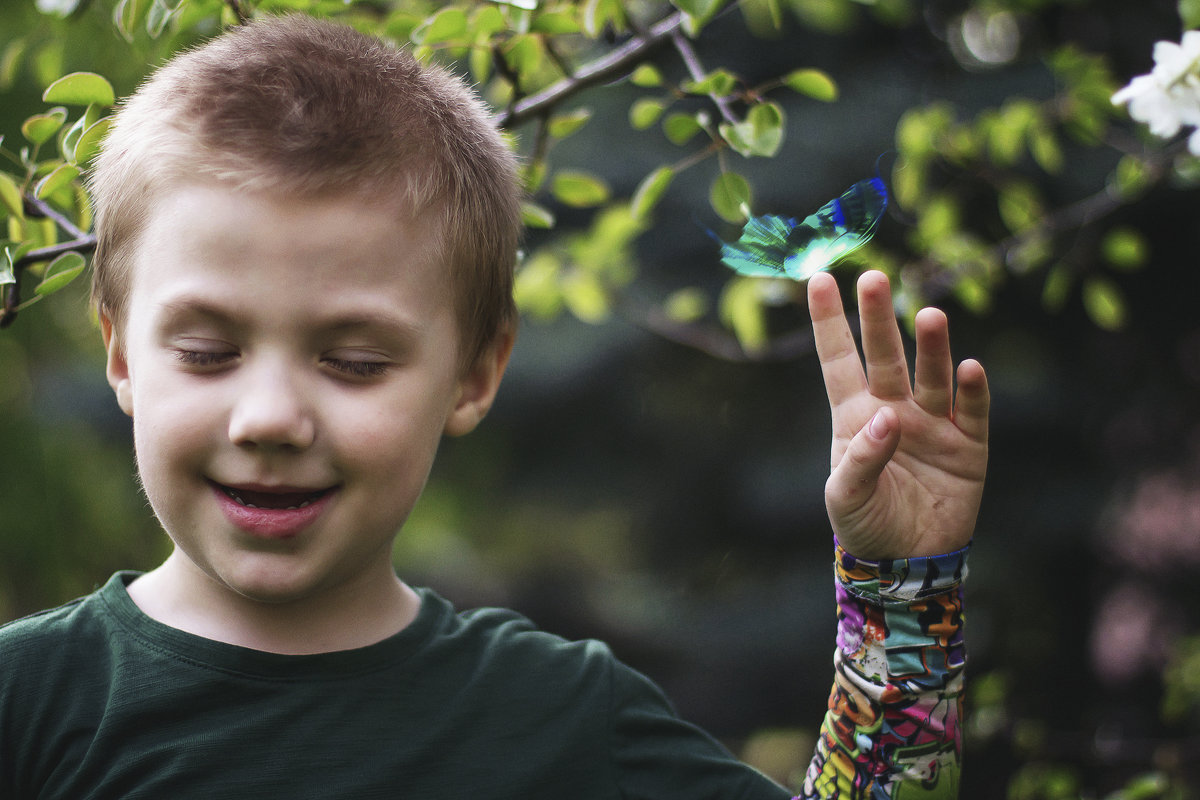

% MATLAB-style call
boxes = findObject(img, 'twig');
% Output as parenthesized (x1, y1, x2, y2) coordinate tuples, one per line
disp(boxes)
(0, 280, 19, 329)
(670, 29, 739, 126)
(614, 290, 846, 363)
(225, 0, 249, 25)
(0, 192, 98, 327)
(24, 193, 87, 240)
(13, 237, 97, 269)
(497, 12, 685, 129)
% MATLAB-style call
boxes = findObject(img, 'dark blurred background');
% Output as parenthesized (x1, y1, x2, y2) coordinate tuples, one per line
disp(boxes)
(3, 0, 1199, 796)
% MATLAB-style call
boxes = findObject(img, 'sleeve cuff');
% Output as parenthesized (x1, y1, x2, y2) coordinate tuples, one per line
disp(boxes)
(834, 538, 970, 605)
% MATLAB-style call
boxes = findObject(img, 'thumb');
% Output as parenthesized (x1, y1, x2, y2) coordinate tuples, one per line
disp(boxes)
(826, 407, 901, 516)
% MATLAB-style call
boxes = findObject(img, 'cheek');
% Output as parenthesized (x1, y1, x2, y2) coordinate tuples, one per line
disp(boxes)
(129, 381, 218, 483)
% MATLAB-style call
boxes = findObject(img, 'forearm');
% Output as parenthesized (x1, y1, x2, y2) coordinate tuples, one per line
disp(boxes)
(796, 540, 968, 799)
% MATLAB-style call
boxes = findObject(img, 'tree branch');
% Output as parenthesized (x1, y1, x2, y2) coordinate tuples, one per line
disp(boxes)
(225, 0, 249, 25)
(497, 12, 685, 129)
(615, 291, 845, 363)
(0, 191, 99, 326)
(670, 29, 739, 126)
(13, 237, 97, 269)
(24, 193, 87, 240)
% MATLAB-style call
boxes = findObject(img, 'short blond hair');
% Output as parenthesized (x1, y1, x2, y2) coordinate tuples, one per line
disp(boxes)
(91, 15, 521, 369)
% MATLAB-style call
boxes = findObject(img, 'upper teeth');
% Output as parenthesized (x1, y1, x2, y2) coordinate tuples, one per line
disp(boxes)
(224, 487, 313, 510)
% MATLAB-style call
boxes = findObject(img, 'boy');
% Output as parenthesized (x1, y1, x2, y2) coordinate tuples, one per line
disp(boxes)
(0, 15, 988, 799)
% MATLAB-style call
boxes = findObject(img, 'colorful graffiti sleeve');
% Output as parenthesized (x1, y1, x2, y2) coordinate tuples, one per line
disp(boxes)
(795, 540, 968, 799)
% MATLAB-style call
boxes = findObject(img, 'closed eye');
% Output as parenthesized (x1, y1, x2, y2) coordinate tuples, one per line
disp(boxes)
(323, 358, 390, 378)
(173, 349, 238, 368)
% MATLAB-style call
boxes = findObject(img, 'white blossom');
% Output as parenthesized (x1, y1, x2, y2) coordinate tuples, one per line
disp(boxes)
(1113, 30, 1200, 155)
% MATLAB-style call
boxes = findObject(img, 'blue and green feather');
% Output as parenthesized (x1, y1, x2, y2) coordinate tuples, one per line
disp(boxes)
(714, 170, 888, 282)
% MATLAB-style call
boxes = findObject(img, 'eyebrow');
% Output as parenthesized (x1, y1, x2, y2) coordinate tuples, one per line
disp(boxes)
(155, 298, 425, 341)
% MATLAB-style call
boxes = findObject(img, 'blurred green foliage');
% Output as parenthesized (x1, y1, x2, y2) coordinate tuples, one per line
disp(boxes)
(3, 0, 1200, 796)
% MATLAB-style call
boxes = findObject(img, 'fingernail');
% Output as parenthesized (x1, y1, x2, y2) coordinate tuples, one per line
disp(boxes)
(868, 409, 889, 439)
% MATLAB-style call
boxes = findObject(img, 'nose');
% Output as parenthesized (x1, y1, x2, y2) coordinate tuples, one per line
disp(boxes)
(227, 359, 316, 451)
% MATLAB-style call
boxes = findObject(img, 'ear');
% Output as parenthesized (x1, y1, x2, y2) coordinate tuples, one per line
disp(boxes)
(100, 312, 134, 418)
(444, 328, 514, 437)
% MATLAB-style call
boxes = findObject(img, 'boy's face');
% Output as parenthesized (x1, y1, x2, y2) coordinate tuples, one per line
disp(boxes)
(103, 182, 508, 607)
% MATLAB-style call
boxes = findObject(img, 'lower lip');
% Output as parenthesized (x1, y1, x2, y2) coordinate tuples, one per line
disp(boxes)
(212, 485, 336, 539)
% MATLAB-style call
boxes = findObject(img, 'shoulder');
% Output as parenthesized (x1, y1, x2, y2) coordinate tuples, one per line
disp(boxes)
(421, 596, 790, 799)
(0, 576, 127, 693)
(422, 592, 620, 692)
(1, 593, 103, 656)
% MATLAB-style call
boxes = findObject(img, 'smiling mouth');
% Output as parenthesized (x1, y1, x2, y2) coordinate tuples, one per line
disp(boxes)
(216, 484, 334, 510)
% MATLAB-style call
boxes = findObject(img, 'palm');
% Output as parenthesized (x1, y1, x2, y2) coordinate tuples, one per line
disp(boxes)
(810, 271, 989, 560)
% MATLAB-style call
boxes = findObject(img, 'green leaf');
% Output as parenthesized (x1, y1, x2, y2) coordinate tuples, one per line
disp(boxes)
(891, 154, 924, 210)
(1181, 0, 1200, 29)
(1112, 155, 1153, 200)
(782, 68, 838, 102)
(113, 0, 151, 41)
(952, 275, 992, 314)
(33, 41, 65, 90)
(513, 250, 563, 320)
(42, 72, 115, 107)
(146, 0, 180, 38)
(34, 251, 86, 296)
(521, 158, 548, 194)
(915, 193, 959, 245)
(761, 0, 783, 30)
(469, 43, 492, 84)
(520, 201, 556, 229)
(997, 181, 1042, 234)
(72, 117, 112, 165)
(631, 166, 675, 222)
(551, 171, 610, 207)
(412, 7, 468, 45)
(1041, 263, 1072, 312)
(683, 68, 738, 97)
(719, 277, 768, 353)
(82, 102, 104, 130)
(34, 162, 80, 200)
(582, 0, 625, 37)
(663, 287, 707, 322)
(710, 172, 751, 223)
(1007, 232, 1052, 274)
(1082, 276, 1126, 331)
(719, 102, 784, 157)
(471, 5, 506, 38)
(0, 173, 25, 219)
(548, 108, 592, 139)
(662, 112, 702, 145)
(1101, 227, 1148, 271)
(1028, 123, 1063, 173)
(1109, 772, 1169, 800)
(503, 34, 544, 82)
(630, 64, 663, 88)
(531, 10, 581, 34)
(629, 98, 667, 130)
(895, 103, 952, 161)
(0, 248, 14, 286)
(1, 39, 27, 92)
(562, 270, 610, 323)
(60, 115, 86, 163)
(21, 108, 68, 145)
(672, 0, 726, 29)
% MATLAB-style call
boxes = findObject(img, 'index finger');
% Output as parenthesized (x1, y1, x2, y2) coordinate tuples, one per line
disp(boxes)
(808, 271, 867, 408)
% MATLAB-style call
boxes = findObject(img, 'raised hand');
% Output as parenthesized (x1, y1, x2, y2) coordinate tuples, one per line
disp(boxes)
(808, 270, 989, 560)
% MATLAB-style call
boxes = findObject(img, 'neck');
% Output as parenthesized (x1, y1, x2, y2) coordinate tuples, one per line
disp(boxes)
(126, 552, 421, 655)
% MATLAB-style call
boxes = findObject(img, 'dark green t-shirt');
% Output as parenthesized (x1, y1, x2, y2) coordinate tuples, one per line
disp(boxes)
(0, 573, 789, 799)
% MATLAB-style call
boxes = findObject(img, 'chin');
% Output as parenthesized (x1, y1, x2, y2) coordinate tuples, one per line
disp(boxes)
(212, 563, 330, 606)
